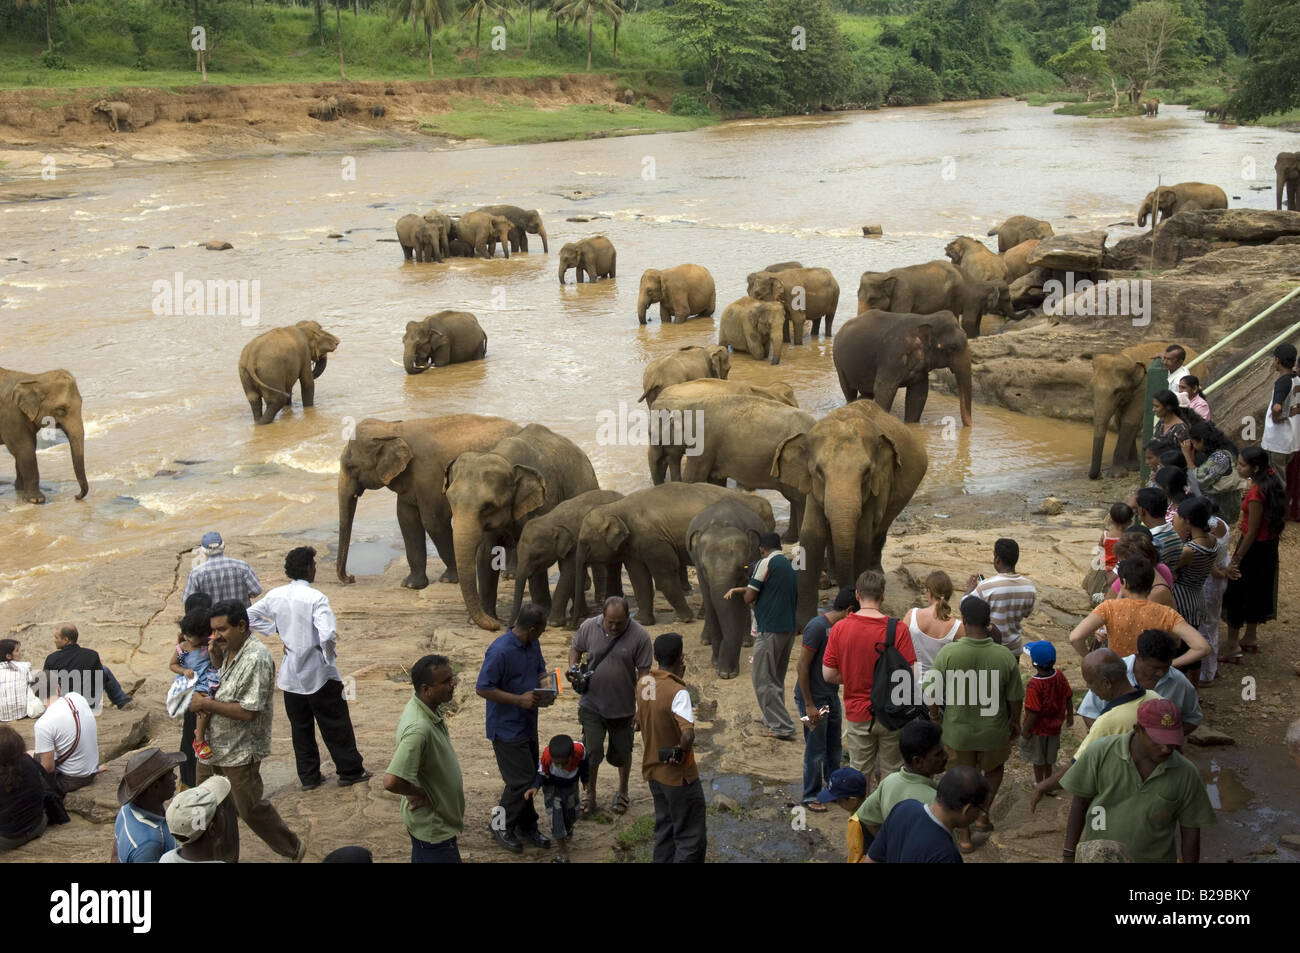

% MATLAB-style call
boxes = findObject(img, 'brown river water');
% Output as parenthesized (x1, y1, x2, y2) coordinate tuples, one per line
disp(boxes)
(2, 100, 1295, 603)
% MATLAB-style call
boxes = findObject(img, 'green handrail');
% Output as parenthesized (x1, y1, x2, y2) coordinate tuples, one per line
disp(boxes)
(1187, 285, 1300, 371)
(1204, 314, 1300, 395)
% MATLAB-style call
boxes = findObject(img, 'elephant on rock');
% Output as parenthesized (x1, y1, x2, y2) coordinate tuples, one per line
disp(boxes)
(945, 236, 1007, 282)
(833, 310, 974, 427)
(1136, 183, 1228, 228)
(574, 483, 774, 626)
(476, 205, 548, 253)
(639, 345, 730, 406)
(558, 236, 616, 283)
(445, 423, 600, 630)
(746, 267, 840, 344)
(987, 215, 1053, 253)
(337, 415, 521, 588)
(687, 499, 770, 678)
(771, 399, 928, 627)
(1089, 341, 1198, 479)
(396, 214, 441, 263)
(1277, 152, 1300, 211)
(0, 367, 89, 504)
(238, 320, 339, 424)
(402, 311, 486, 373)
(718, 296, 787, 364)
(637, 265, 716, 324)
(455, 211, 513, 259)
(857, 260, 1011, 339)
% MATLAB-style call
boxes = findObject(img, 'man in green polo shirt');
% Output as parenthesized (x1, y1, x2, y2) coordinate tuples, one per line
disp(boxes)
(726, 533, 798, 740)
(856, 719, 947, 837)
(383, 654, 466, 863)
(1060, 698, 1215, 863)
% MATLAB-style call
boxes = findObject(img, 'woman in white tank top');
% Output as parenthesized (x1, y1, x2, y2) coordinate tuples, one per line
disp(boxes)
(908, 571, 964, 680)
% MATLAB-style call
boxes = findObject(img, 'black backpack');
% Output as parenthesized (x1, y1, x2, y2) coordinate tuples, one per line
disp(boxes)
(870, 618, 929, 730)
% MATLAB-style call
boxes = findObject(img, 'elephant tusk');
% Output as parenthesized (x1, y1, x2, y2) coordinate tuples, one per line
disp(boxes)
(388, 358, 406, 368)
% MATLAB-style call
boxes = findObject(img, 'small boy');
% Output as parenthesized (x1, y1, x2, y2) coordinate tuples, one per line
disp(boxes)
(524, 734, 589, 863)
(1019, 641, 1073, 784)
(1099, 502, 1133, 572)
(815, 767, 868, 863)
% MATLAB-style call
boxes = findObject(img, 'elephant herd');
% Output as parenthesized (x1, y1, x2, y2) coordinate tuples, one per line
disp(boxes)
(396, 204, 550, 262)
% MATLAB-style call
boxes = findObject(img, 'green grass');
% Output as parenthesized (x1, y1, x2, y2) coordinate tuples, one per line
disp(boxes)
(836, 13, 903, 45)
(419, 97, 713, 144)
(1054, 100, 1142, 117)
(613, 814, 654, 861)
(1253, 107, 1300, 128)
(1022, 90, 1087, 106)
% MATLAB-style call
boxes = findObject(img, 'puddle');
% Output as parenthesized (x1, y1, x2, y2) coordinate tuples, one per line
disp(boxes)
(1201, 759, 1253, 812)
(344, 539, 402, 576)
(704, 773, 840, 863)
(1189, 746, 1300, 861)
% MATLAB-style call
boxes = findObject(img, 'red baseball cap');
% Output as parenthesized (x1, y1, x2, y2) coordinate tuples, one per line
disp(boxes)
(1136, 698, 1184, 745)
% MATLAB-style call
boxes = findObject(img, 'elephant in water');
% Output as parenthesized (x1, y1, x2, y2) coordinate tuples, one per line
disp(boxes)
(1136, 182, 1228, 228)
(558, 236, 616, 283)
(0, 367, 89, 503)
(1089, 341, 1198, 479)
(337, 415, 520, 587)
(238, 320, 339, 424)
(639, 345, 730, 406)
(92, 100, 133, 132)
(637, 264, 716, 324)
(455, 211, 513, 259)
(402, 311, 486, 373)
(476, 205, 548, 253)
(1142, 98, 1160, 116)
(688, 499, 770, 678)
(717, 295, 787, 364)
(396, 214, 441, 263)
(986, 215, 1053, 253)
(1277, 152, 1300, 211)
(422, 209, 453, 259)
(857, 259, 1011, 338)
(746, 267, 840, 343)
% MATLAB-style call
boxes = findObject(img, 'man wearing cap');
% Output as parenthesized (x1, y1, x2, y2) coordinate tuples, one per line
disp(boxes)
(635, 633, 705, 863)
(113, 747, 185, 863)
(1075, 629, 1201, 735)
(726, 533, 799, 740)
(796, 587, 857, 810)
(183, 532, 262, 608)
(814, 766, 867, 862)
(160, 776, 231, 863)
(1060, 699, 1215, 863)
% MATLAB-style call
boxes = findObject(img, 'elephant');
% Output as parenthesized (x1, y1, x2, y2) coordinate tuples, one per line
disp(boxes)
(637, 265, 716, 324)
(1142, 98, 1160, 116)
(476, 205, 549, 253)
(337, 415, 520, 588)
(1136, 183, 1228, 228)
(1000, 239, 1041, 283)
(0, 368, 88, 504)
(987, 215, 1053, 253)
(857, 260, 1011, 339)
(237, 320, 339, 424)
(746, 267, 840, 344)
(445, 423, 600, 630)
(771, 399, 928, 627)
(454, 211, 513, 259)
(396, 214, 441, 263)
(92, 100, 132, 132)
(833, 309, 974, 428)
(574, 483, 774, 626)
(1277, 152, 1300, 211)
(422, 209, 453, 259)
(558, 236, 616, 283)
(763, 261, 803, 272)
(1088, 341, 1198, 479)
(944, 236, 1007, 283)
(402, 311, 487, 374)
(639, 345, 730, 406)
(649, 391, 816, 542)
(446, 238, 477, 257)
(687, 499, 769, 678)
(717, 296, 787, 365)
(650, 377, 797, 417)
(510, 489, 624, 627)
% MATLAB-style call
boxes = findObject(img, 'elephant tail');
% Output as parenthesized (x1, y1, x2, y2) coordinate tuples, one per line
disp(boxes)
(248, 362, 291, 398)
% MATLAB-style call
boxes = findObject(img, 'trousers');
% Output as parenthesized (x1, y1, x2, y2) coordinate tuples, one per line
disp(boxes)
(492, 736, 540, 836)
(648, 778, 707, 863)
(751, 630, 797, 737)
(282, 678, 366, 785)
(197, 759, 301, 862)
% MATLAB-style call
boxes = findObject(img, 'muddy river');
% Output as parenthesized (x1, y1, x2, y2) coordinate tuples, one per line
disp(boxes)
(2, 100, 1295, 600)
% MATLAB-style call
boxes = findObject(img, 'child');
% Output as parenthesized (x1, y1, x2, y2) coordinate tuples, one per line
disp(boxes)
(169, 608, 220, 761)
(814, 767, 868, 862)
(1099, 502, 1133, 572)
(524, 734, 589, 863)
(1019, 641, 1073, 784)
(1178, 375, 1211, 421)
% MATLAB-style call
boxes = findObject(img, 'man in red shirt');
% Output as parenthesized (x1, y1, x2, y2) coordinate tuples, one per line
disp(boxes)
(822, 570, 916, 790)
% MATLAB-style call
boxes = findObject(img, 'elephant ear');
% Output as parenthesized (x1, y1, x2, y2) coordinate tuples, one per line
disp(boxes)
(553, 523, 577, 560)
(372, 435, 413, 486)
(707, 346, 731, 379)
(771, 432, 813, 495)
(600, 514, 630, 554)
(12, 379, 45, 422)
(869, 432, 902, 504)
(310, 328, 340, 360)
(511, 464, 547, 521)
(902, 324, 933, 377)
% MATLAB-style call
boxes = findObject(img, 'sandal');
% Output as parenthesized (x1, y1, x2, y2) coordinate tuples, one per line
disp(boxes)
(581, 791, 597, 817)
(1218, 654, 1243, 665)
(612, 792, 630, 815)
(192, 739, 212, 761)
(804, 801, 828, 814)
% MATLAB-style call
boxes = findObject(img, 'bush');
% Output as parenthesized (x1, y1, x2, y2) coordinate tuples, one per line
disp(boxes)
(670, 93, 712, 116)
(41, 50, 72, 71)
(887, 61, 941, 105)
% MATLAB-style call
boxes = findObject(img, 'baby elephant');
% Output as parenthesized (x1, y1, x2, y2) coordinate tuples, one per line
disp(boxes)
(402, 311, 487, 373)
(718, 296, 787, 365)
(558, 236, 616, 284)
(92, 100, 132, 133)
(238, 320, 340, 424)
(396, 214, 441, 263)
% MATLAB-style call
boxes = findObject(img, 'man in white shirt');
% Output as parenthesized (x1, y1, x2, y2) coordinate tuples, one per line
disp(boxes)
(32, 688, 99, 794)
(248, 546, 369, 791)
(1161, 344, 1192, 406)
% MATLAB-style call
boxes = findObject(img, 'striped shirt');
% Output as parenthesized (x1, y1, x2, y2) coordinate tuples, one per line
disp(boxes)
(1171, 540, 1216, 627)
(183, 555, 262, 607)
(971, 573, 1036, 651)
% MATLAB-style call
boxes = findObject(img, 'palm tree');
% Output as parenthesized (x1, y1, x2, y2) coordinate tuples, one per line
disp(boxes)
(460, 0, 513, 72)
(387, 0, 456, 76)
(557, 0, 620, 71)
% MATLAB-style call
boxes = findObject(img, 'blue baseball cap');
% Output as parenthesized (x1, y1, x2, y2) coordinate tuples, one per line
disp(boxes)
(201, 531, 222, 547)
(1025, 640, 1056, 666)
(815, 767, 867, 803)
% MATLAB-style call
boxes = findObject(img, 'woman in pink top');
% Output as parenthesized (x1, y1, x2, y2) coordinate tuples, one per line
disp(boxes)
(1106, 529, 1175, 607)
(906, 571, 964, 680)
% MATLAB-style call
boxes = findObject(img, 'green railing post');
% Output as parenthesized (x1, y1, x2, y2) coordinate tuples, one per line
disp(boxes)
(1139, 358, 1166, 488)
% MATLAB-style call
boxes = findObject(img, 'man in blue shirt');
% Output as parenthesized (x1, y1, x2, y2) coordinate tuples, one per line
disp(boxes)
(1075, 629, 1202, 733)
(113, 747, 186, 863)
(866, 765, 988, 864)
(475, 603, 556, 854)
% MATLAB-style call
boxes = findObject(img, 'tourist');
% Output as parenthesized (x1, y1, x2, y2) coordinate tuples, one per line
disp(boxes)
(1161, 344, 1191, 398)
(1170, 497, 1217, 635)
(1098, 503, 1133, 573)
(182, 531, 262, 607)
(169, 606, 220, 764)
(1070, 556, 1208, 663)
(1181, 421, 1241, 518)
(1221, 446, 1287, 660)
(247, 546, 369, 791)
(159, 776, 231, 863)
(384, 654, 465, 863)
(725, 532, 799, 741)
(32, 680, 99, 795)
(906, 571, 964, 680)
(855, 719, 946, 841)
(1151, 390, 1194, 454)
(524, 733, 589, 863)
(1199, 502, 1233, 685)
(568, 596, 651, 817)
(1107, 529, 1176, 607)
(477, 603, 555, 853)
(814, 767, 868, 862)
(1076, 629, 1202, 734)
(0, 725, 48, 852)
(174, 600, 211, 787)
(0, 639, 41, 723)
(924, 595, 1024, 852)
(1135, 487, 1182, 566)
(635, 632, 706, 863)
(1260, 343, 1300, 492)
(188, 600, 306, 863)
(1178, 375, 1211, 420)
(1060, 699, 1215, 863)
(1142, 441, 1164, 488)
(1154, 467, 1192, 523)
(865, 766, 990, 864)
(43, 624, 131, 711)
(795, 586, 855, 811)
(1020, 640, 1074, 784)
(822, 570, 917, 786)
(113, 747, 185, 863)
(967, 537, 1036, 654)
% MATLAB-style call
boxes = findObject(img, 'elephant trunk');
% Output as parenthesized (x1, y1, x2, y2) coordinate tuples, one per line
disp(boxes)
(337, 474, 359, 583)
(312, 355, 328, 379)
(954, 351, 974, 428)
(637, 292, 650, 324)
(558, 262, 568, 284)
(403, 340, 427, 375)
(826, 484, 862, 588)
(1279, 172, 1286, 211)
(1088, 389, 1109, 479)
(453, 521, 498, 630)
(537, 225, 549, 253)
(66, 422, 88, 500)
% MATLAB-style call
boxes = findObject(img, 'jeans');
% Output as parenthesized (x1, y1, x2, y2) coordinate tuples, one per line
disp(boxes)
(101, 667, 131, 708)
(648, 778, 707, 863)
(794, 686, 842, 803)
(410, 833, 461, 863)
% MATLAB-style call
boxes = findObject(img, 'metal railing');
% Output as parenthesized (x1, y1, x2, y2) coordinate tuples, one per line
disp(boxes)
(1189, 285, 1300, 392)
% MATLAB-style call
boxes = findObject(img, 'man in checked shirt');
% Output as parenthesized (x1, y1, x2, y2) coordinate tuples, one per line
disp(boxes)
(184, 531, 262, 607)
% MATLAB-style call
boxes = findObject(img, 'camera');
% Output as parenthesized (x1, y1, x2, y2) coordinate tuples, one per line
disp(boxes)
(658, 747, 685, 764)
(566, 663, 592, 695)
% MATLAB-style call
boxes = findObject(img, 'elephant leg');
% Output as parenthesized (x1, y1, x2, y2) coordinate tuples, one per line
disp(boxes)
(11, 442, 44, 503)
(649, 444, 668, 485)
(791, 311, 805, 346)
(604, 560, 625, 599)
(795, 502, 829, 630)
(528, 567, 552, 617)
(903, 376, 929, 423)
(874, 381, 901, 418)
(299, 371, 315, 408)
(782, 491, 804, 544)
(625, 557, 657, 625)
(257, 390, 290, 425)
(550, 560, 576, 626)
(824, 308, 835, 337)
(697, 566, 719, 646)
(398, 499, 430, 589)
(476, 536, 502, 624)
(678, 559, 692, 595)
(1116, 396, 1145, 472)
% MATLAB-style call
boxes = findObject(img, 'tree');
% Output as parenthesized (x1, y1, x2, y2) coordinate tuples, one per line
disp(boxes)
(461, 0, 513, 71)
(14, 0, 57, 52)
(315, 0, 325, 47)
(558, 0, 622, 70)
(1048, 36, 1112, 98)
(336, 0, 346, 80)
(1232, 0, 1300, 119)
(766, 0, 851, 110)
(387, 0, 456, 75)
(659, 0, 771, 97)
(1106, 1, 1193, 103)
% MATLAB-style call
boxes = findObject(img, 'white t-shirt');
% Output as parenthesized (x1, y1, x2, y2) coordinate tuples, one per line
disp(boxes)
(1261, 373, 1300, 453)
(33, 692, 99, 778)
(159, 848, 223, 863)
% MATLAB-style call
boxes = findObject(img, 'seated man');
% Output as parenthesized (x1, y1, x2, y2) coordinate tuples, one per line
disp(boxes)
(42, 624, 131, 711)
(32, 683, 100, 795)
